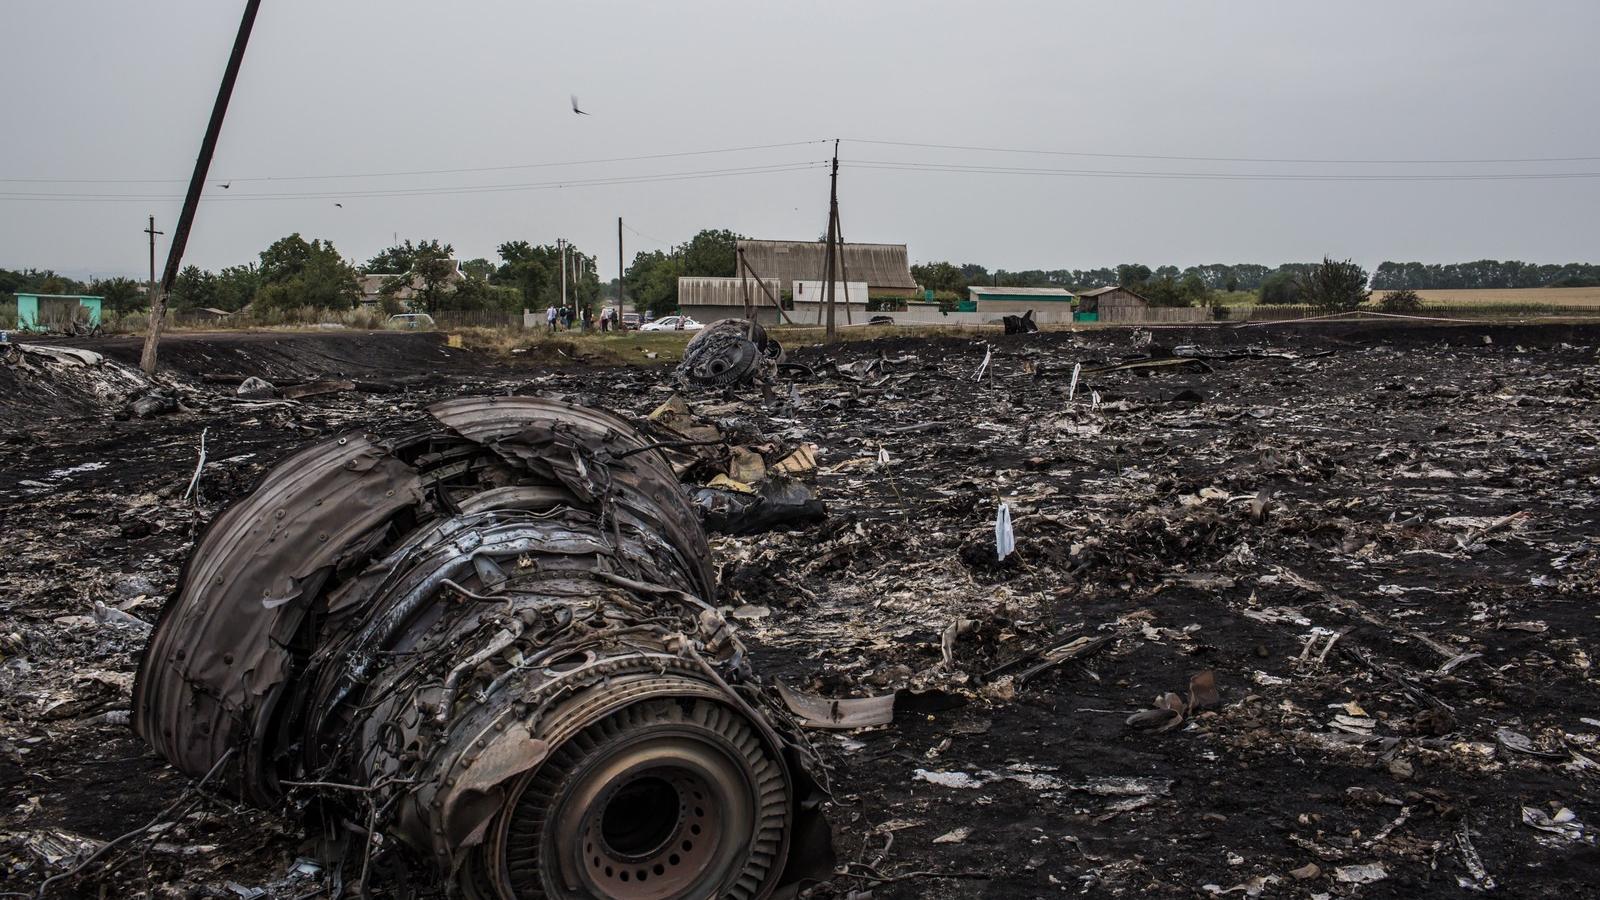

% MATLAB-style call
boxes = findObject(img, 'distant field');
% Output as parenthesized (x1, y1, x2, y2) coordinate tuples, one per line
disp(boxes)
(1376, 287, 1600, 307)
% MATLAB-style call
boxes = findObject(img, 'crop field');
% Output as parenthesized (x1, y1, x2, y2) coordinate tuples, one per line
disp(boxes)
(1376, 287, 1600, 308)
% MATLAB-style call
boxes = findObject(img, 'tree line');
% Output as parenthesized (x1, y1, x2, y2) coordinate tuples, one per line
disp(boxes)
(2, 234, 608, 318)
(911, 261, 1296, 298)
(8, 249, 1597, 320)
(910, 258, 1600, 304)
(1371, 260, 1600, 290)
(911, 260, 1289, 307)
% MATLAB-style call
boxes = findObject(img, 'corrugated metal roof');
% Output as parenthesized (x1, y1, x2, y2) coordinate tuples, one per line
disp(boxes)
(677, 276, 782, 308)
(969, 286, 1075, 297)
(1079, 285, 1128, 297)
(737, 240, 917, 290)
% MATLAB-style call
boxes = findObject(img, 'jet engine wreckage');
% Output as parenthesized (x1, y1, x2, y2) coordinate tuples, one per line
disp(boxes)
(676, 319, 785, 391)
(132, 397, 832, 899)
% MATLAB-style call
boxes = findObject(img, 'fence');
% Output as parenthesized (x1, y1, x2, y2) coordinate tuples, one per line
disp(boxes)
(428, 309, 525, 329)
(1100, 306, 1211, 324)
(1217, 304, 1600, 322)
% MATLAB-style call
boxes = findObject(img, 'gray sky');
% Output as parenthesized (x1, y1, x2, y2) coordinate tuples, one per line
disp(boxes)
(4, 0, 1598, 281)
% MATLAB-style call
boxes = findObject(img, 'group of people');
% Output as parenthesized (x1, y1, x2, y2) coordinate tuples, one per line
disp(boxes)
(544, 305, 625, 333)
(543, 305, 589, 332)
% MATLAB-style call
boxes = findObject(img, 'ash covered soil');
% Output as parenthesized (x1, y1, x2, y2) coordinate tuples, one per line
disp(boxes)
(3, 325, 1599, 898)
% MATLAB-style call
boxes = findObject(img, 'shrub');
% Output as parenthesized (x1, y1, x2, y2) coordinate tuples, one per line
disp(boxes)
(1378, 288, 1424, 313)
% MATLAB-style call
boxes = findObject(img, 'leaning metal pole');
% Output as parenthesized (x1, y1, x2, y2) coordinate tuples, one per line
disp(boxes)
(141, 0, 261, 375)
(134, 398, 831, 898)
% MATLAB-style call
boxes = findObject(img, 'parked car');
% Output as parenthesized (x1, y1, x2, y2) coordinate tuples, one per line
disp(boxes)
(621, 312, 642, 330)
(640, 315, 703, 332)
(386, 313, 435, 330)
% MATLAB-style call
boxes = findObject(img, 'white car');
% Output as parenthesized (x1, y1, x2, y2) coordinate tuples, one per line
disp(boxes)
(640, 315, 703, 332)
(386, 313, 436, 330)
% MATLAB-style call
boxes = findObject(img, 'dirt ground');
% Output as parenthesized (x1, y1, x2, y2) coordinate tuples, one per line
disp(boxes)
(2, 324, 1598, 898)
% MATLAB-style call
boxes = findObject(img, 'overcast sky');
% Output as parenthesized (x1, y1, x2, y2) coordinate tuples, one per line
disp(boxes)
(4, 0, 1598, 281)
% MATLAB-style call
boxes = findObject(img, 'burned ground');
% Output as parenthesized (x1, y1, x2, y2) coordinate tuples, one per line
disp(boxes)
(2, 325, 1598, 898)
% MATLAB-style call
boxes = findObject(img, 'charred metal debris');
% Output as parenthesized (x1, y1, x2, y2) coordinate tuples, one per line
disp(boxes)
(675, 320, 785, 390)
(133, 397, 833, 898)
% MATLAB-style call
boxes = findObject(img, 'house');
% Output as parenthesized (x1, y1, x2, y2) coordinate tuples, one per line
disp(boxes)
(1075, 285, 1150, 322)
(967, 285, 1076, 313)
(178, 307, 234, 325)
(357, 274, 397, 307)
(677, 276, 785, 325)
(11, 293, 103, 332)
(736, 240, 919, 298)
(358, 261, 466, 308)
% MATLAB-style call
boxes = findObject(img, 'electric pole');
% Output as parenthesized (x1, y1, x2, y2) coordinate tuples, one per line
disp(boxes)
(617, 217, 625, 312)
(141, 0, 261, 375)
(823, 139, 840, 340)
(144, 215, 164, 297)
(558, 238, 568, 310)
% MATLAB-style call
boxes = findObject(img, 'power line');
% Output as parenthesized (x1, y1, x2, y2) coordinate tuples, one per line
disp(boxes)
(846, 137, 1600, 165)
(0, 140, 831, 185)
(0, 161, 830, 203)
(843, 159, 1600, 182)
(620, 221, 674, 246)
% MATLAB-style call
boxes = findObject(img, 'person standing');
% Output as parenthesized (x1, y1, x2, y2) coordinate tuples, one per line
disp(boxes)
(545, 305, 557, 333)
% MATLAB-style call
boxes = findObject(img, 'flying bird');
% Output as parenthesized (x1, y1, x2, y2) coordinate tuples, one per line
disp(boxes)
(334, 202, 343, 208)
(219, 182, 231, 189)
(571, 94, 590, 116)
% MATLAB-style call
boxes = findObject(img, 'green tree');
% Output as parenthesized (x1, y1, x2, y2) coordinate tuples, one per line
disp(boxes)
(1302, 257, 1371, 312)
(397, 242, 459, 314)
(1138, 276, 1202, 307)
(1, 267, 89, 305)
(1117, 263, 1152, 287)
(170, 265, 218, 311)
(214, 264, 260, 311)
(911, 261, 967, 297)
(492, 240, 556, 307)
(1258, 271, 1303, 305)
(447, 273, 523, 312)
(364, 239, 452, 274)
(88, 276, 143, 313)
(1179, 273, 1210, 305)
(625, 249, 685, 317)
(254, 233, 359, 312)
(677, 228, 742, 277)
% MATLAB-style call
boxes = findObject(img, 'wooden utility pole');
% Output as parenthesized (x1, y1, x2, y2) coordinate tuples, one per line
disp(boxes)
(617, 217, 625, 312)
(141, 0, 261, 374)
(558, 238, 568, 310)
(738, 247, 752, 318)
(833, 209, 853, 325)
(144, 215, 164, 297)
(823, 139, 840, 340)
(738, 252, 793, 325)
